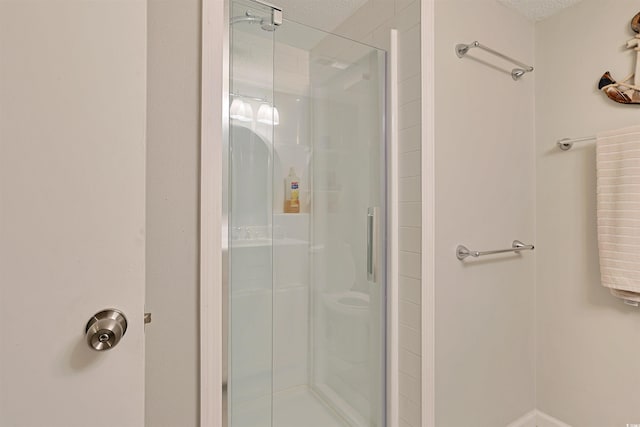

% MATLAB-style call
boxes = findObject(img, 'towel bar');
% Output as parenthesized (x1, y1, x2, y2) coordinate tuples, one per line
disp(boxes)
(455, 41, 534, 81)
(557, 135, 595, 151)
(456, 240, 535, 260)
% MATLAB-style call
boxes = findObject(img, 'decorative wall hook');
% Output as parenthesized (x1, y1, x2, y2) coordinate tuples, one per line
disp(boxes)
(598, 12, 640, 105)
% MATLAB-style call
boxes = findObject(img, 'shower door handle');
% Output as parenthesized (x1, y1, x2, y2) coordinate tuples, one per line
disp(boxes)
(367, 207, 379, 282)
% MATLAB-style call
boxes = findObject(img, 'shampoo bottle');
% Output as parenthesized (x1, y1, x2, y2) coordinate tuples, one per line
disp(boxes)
(284, 167, 300, 213)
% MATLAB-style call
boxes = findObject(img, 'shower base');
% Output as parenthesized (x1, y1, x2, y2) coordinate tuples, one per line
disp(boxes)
(233, 386, 349, 427)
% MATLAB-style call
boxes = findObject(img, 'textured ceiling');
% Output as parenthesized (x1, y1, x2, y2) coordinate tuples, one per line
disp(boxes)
(242, 0, 584, 30)
(275, 0, 369, 32)
(497, 0, 584, 21)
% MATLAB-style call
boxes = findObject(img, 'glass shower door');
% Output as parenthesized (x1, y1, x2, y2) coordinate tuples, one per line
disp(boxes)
(285, 25, 386, 427)
(228, 1, 275, 426)
(228, 2, 386, 425)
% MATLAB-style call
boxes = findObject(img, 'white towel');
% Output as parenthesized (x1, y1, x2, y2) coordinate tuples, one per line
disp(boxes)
(597, 125, 640, 303)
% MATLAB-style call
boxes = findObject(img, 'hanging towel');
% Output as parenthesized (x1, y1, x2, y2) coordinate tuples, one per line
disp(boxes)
(597, 125, 640, 303)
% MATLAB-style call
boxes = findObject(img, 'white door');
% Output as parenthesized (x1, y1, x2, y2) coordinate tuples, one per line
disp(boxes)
(0, 1, 147, 426)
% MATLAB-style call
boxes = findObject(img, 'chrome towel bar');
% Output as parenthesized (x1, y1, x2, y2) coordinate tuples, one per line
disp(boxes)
(557, 135, 595, 151)
(456, 240, 534, 261)
(455, 41, 534, 80)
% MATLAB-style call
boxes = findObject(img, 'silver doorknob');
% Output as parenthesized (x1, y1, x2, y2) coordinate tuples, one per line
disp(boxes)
(85, 309, 128, 351)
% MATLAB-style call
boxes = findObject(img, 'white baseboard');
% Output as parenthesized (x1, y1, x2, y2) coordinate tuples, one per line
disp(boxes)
(536, 411, 572, 427)
(506, 410, 571, 427)
(506, 410, 537, 427)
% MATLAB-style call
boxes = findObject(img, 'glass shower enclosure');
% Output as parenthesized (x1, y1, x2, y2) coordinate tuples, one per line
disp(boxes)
(225, 1, 387, 425)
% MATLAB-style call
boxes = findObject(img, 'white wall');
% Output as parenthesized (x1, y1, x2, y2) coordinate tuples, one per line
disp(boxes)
(146, 1, 201, 426)
(535, 1, 640, 425)
(434, 1, 536, 426)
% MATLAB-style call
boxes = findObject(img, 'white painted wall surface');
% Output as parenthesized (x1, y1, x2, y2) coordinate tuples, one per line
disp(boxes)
(145, 0, 202, 426)
(434, 1, 536, 426)
(535, 1, 640, 425)
(0, 1, 146, 426)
